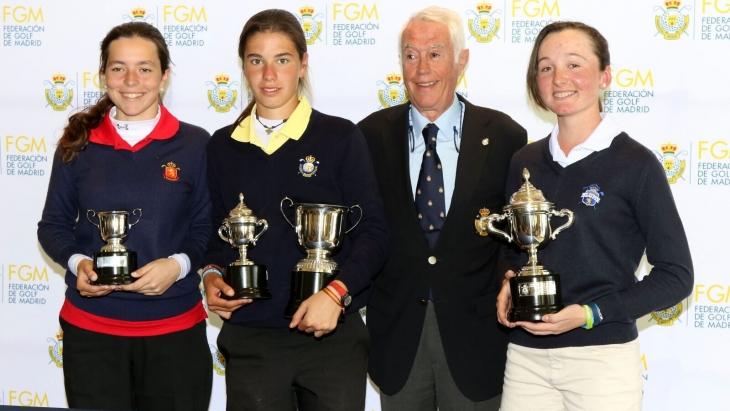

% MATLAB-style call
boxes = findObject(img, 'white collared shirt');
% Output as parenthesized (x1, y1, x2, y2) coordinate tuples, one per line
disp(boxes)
(548, 115, 623, 167)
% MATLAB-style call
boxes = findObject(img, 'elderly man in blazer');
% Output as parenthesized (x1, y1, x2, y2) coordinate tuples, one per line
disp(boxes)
(358, 6, 527, 411)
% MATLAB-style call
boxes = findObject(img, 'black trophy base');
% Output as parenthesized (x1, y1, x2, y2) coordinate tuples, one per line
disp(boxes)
(92, 251, 137, 285)
(284, 270, 336, 318)
(222, 264, 271, 300)
(509, 273, 563, 322)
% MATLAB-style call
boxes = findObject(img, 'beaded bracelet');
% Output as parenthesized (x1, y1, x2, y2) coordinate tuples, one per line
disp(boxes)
(200, 264, 223, 280)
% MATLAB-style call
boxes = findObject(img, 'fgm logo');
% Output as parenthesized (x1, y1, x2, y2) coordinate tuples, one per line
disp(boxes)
(376, 73, 408, 108)
(47, 330, 63, 368)
(206, 73, 239, 113)
(654, 0, 690, 40)
(654, 142, 686, 184)
(466, 2, 501, 43)
(297, 6, 323, 45)
(211, 344, 225, 376)
(123, 7, 155, 23)
(44, 73, 74, 111)
(650, 301, 684, 326)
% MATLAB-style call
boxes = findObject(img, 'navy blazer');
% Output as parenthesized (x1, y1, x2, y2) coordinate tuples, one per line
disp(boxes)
(358, 96, 527, 401)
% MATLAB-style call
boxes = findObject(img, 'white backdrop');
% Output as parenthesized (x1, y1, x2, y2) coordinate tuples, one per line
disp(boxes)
(1, 0, 728, 410)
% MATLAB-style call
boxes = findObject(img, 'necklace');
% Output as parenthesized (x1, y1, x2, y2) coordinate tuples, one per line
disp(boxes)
(255, 113, 287, 135)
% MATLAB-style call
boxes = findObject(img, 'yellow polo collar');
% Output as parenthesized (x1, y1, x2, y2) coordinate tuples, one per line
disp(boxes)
(231, 96, 312, 154)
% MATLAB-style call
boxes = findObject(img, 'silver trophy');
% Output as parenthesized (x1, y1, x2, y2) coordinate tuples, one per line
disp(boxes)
(280, 197, 362, 317)
(86, 209, 142, 285)
(475, 168, 574, 321)
(218, 193, 271, 299)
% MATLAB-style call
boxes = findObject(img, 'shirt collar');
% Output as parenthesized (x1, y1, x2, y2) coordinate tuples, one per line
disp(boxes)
(410, 95, 462, 148)
(89, 104, 180, 152)
(549, 115, 622, 165)
(231, 96, 312, 154)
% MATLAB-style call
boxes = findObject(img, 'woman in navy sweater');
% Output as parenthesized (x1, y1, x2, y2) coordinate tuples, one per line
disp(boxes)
(37, 22, 212, 411)
(496, 21, 693, 411)
(201, 9, 387, 411)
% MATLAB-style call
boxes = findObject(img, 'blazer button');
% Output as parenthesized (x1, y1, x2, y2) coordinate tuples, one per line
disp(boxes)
(418, 298, 428, 305)
(428, 256, 437, 265)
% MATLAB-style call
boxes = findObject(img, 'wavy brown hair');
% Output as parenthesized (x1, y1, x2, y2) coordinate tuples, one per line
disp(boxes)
(233, 9, 310, 128)
(57, 22, 170, 163)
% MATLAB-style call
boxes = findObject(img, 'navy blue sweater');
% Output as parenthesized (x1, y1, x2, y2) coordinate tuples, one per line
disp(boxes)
(38, 121, 212, 322)
(504, 133, 693, 348)
(206, 109, 388, 328)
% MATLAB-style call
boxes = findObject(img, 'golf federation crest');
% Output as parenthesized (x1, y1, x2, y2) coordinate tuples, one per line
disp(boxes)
(655, 142, 686, 184)
(123, 7, 155, 23)
(211, 344, 226, 376)
(297, 6, 323, 45)
(47, 330, 63, 368)
(377, 73, 408, 108)
(650, 301, 684, 326)
(654, 0, 690, 40)
(44, 73, 74, 111)
(299, 155, 319, 177)
(161, 161, 181, 182)
(206, 73, 239, 113)
(580, 184, 604, 208)
(466, 2, 501, 43)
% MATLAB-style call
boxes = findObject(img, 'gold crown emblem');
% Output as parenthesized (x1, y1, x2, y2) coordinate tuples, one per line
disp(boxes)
(131, 7, 146, 18)
(476, 2, 493, 13)
(664, 0, 681, 9)
(51, 73, 66, 83)
(214, 73, 230, 84)
(55, 330, 64, 341)
(661, 142, 678, 154)
(300, 6, 315, 16)
(305, 155, 316, 163)
(385, 73, 402, 84)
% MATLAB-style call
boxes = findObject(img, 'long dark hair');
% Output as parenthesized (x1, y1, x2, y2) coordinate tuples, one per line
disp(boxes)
(57, 22, 170, 163)
(526, 21, 610, 111)
(233, 9, 310, 128)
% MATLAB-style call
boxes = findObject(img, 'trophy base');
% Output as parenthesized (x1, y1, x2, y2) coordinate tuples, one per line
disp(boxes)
(92, 251, 137, 285)
(509, 273, 563, 322)
(222, 264, 271, 300)
(284, 270, 337, 318)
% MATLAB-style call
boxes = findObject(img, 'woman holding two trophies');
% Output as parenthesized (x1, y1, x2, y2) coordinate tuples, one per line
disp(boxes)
(201, 9, 387, 411)
(495, 21, 693, 410)
(37, 22, 212, 411)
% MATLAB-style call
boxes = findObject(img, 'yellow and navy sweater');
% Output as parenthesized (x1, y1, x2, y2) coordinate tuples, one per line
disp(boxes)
(38, 107, 212, 336)
(206, 108, 388, 328)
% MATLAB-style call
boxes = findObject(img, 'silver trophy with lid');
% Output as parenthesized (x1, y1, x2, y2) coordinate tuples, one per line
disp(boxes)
(475, 168, 574, 321)
(218, 193, 270, 299)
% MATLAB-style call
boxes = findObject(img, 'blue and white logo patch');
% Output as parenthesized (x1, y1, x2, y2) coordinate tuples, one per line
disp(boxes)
(580, 184, 604, 208)
(298, 154, 319, 178)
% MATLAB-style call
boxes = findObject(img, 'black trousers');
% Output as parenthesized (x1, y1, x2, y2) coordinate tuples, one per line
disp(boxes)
(218, 312, 369, 411)
(60, 319, 212, 411)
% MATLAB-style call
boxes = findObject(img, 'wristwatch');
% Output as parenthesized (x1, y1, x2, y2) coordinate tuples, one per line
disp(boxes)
(328, 281, 352, 308)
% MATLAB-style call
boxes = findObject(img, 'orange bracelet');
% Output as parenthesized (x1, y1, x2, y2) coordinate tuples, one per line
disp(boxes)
(322, 287, 343, 308)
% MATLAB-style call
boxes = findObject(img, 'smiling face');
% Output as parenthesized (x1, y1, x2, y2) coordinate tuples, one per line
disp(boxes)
(535, 29, 611, 122)
(401, 19, 468, 122)
(103, 36, 168, 121)
(243, 30, 308, 119)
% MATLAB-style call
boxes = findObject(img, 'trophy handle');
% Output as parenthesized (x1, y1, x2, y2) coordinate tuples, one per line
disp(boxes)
(344, 204, 363, 234)
(280, 197, 296, 228)
(549, 208, 574, 240)
(129, 208, 143, 227)
(486, 213, 514, 243)
(218, 224, 231, 244)
(86, 209, 100, 229)
(252, 218, 268, 245)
